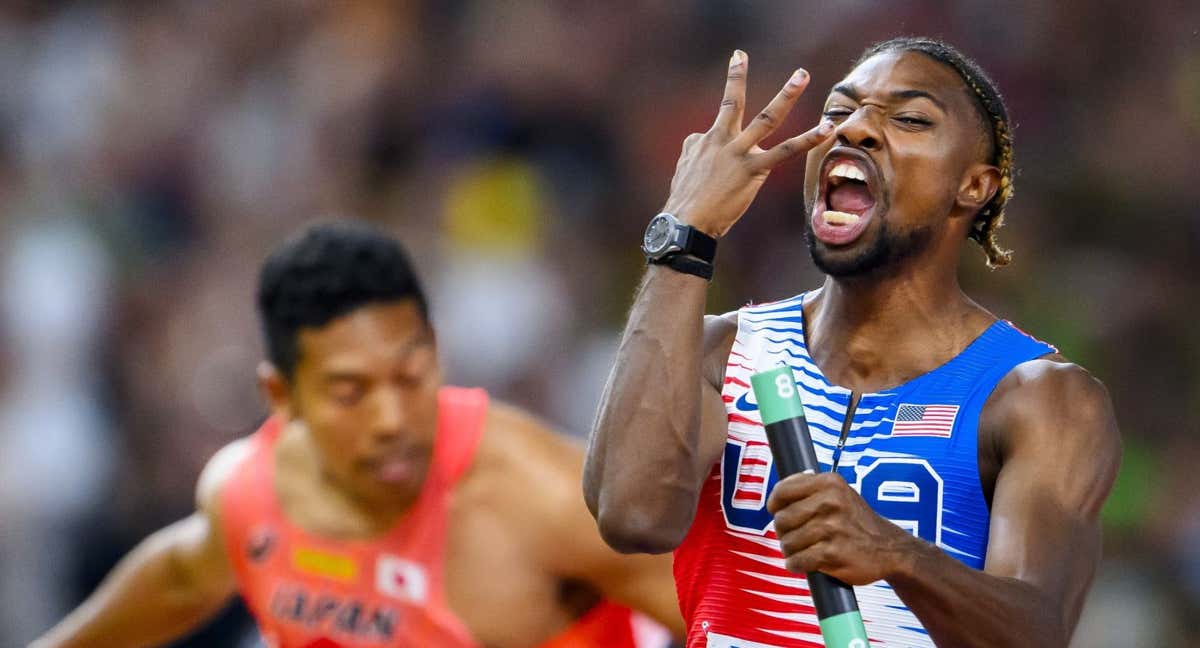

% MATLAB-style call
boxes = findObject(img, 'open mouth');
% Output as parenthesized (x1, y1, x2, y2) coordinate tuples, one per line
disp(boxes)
(811, 150, 879, 246)
(358, 446, 430, 486)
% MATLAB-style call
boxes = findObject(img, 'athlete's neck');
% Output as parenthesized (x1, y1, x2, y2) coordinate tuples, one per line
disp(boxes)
(277, 424, 419, 538)
(319, 466, 419, 530)
(805, 262, 992, 393)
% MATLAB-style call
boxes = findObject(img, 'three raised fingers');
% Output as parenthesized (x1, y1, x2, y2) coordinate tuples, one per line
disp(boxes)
(708, 51, 835, 171)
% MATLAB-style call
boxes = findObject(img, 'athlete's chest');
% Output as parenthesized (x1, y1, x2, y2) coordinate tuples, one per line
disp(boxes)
(255, 465, 577, 648)
(717, 309, 994, 564)
(235, 460, 468, 646)
(725, 380, 971, 534)
(236, 521, 452, 646)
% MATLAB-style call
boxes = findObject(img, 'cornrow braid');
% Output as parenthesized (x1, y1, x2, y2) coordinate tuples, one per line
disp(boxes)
(856, 37, 1014, 268)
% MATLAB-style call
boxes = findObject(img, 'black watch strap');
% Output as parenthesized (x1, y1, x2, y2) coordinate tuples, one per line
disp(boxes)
(683, 227, 717, 264)
(651, 254, 714, 281)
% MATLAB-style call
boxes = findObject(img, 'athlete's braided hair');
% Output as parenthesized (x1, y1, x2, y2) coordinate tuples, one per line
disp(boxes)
(856, 37, 1014, 268)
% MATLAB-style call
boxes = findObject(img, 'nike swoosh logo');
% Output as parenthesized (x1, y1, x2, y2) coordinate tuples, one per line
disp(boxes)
(734, 392, 759, 412)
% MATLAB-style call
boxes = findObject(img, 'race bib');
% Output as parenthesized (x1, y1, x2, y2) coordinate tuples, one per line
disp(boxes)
(705, 632, 785, 648)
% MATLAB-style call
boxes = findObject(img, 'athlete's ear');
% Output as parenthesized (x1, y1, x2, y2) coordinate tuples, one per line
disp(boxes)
(257, 361, 293, 419)
(956, 163, 1000, 216)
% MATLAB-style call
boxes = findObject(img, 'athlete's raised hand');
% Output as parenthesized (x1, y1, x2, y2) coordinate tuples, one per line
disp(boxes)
(663, 50, 835, 238)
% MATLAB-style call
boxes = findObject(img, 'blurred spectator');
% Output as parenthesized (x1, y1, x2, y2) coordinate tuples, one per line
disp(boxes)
(0, 216, 115, 641)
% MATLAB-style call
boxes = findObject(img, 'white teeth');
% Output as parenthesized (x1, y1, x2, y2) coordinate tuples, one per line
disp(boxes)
(829, 162, 867, 182)
(823, 210, 861, 226)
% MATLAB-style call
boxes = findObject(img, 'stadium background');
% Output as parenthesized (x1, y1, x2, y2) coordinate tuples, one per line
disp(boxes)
(0, 1, 1196, 646)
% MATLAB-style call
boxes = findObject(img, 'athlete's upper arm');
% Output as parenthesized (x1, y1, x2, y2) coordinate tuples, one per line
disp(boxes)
(173, 439, 249, 599)
(489, 403, 686, 636)
(701, 312, 740, 391)
(696, 312, 740, 466)
(981, 359, 1121, 632)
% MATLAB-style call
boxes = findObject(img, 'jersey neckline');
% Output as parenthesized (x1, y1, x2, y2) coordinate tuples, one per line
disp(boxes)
(788, 289, 1005, 397)
(261, 420, 446, 551)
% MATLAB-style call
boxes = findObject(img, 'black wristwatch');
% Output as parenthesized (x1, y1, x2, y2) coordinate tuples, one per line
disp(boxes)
(641, 212, 717, 280)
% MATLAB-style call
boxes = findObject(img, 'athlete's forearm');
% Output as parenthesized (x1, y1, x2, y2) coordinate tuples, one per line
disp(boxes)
(33, 518, 235, 648)
(584, 265, 711, 553)
(586, 50, 834, 555)
(887, 538, 1068, 647)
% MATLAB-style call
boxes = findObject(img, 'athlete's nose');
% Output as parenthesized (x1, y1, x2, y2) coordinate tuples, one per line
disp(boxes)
(372, 387, 408, 441)
(835, 106, 882, 151)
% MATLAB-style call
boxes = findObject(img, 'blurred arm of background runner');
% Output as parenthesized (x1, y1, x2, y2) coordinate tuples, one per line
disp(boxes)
(30, 442, 245, 648)
(475, 402, 686, 638)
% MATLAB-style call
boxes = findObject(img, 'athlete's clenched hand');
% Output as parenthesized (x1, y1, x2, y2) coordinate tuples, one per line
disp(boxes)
(767, 472, 921, 586)
(662, 50, 834, 238)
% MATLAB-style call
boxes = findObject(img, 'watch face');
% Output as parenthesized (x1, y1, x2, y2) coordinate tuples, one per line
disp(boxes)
(644, 215, 673, 255)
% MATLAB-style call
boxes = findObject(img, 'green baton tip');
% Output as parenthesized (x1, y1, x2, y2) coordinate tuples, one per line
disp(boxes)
(749, 366, 806, 425)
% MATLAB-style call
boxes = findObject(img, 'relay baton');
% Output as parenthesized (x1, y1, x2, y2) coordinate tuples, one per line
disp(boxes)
(750, 366, 870, 648)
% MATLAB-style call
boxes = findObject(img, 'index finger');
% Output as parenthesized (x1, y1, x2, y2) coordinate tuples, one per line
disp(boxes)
(752, 119, 836, 171)
(766, 471, 826, 514)
(733, 68, 811, 150)
(711, 50, 747, 136)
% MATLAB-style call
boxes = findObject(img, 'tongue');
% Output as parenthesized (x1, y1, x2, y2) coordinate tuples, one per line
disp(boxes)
(828, 183, 874, 213)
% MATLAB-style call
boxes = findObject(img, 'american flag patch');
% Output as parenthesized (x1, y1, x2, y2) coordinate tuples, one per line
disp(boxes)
(891, 404, 959, 438)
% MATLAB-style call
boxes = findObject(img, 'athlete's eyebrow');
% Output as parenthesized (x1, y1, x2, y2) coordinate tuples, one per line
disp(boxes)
(830, 83, 948, 112)
(890, 88, 947, 112)
(321, 370, 367, 383)
(831, 83, 859, 101)
(394, 333, 434, 359)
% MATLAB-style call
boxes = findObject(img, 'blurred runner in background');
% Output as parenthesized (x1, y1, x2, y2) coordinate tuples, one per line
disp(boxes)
(35, 222, 681, 648)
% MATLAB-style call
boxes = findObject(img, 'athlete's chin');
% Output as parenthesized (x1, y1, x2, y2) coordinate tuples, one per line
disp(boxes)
(804, 223, 887, 278)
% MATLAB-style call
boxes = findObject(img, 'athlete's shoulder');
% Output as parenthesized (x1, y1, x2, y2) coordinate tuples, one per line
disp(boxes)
(477, 402, 587, 496)
(458, 402, 585, 550)
(985, 354, 1120, 461)
(991, 353, 1107, 411)
(196, 436, 256, 516)
(703, 311, 739, 338)
(476, 401, 579, 476)
(702, 292, 812, 387)
(439, 384, 489, 410)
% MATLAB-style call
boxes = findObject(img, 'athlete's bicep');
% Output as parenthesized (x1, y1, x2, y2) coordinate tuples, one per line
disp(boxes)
(981, 361, 1120, 632)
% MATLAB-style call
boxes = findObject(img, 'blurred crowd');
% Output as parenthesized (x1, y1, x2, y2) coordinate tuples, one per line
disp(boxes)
(0, 1, 1196, 646)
